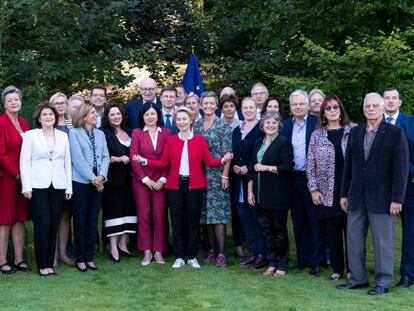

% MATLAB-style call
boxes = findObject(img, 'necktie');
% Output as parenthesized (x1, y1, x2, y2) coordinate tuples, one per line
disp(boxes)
(165, 114, 172, 129)
(386, 116, 393, 124)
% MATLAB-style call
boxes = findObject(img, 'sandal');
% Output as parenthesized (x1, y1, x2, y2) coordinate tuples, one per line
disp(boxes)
(0, 262, 16, 275)
(262, 267, 276, 276)
(13, 261, 31, 272)
(274, 270, 286, 277)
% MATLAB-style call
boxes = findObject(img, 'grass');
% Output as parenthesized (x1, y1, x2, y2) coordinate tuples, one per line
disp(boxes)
(1, 218, 413, 311)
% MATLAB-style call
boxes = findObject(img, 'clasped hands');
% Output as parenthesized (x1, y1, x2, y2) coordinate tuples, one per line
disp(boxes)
(133, 152, 234, 165)
(92, 175, 104, 192)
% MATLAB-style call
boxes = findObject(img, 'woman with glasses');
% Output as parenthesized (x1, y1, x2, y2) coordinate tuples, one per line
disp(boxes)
(306, 96, 356, 281)
(49, 92, 74, 267)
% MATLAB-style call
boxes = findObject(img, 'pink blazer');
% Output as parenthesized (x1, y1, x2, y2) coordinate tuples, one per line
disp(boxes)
(130, 127, 171, 182)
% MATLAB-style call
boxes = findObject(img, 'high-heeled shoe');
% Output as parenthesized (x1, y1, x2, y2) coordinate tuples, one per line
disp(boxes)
(75, 262, 87, 272)
(118, 247, 135, 257)
(86, 262, 98, 271)
(110, 253, 120, 263)
(38, 269, 49, 277)
(141, 253, 153, 266)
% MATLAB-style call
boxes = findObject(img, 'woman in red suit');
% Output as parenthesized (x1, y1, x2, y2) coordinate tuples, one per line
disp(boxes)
(0, 86, 31, 274)
(136, 106, 233, 269)
(130, 103, 171, 265)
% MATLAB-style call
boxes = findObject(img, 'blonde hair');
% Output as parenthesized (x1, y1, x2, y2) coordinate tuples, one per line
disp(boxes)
(49, 92, 68, 104)
(72, 103, 95, 128)
(173, 106, 195, 127)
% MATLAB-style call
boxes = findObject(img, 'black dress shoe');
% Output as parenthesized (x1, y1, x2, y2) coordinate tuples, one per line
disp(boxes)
(367, 286, 389, 295)
(239, 255, 256, 266)
(309, 267, 320, 277)
(396, 276, 414, 288)
(250, 256, 268, 270)
(336, 282, 369, 290)
(118, 248, 136, 257)
(75, 262, 87, 272)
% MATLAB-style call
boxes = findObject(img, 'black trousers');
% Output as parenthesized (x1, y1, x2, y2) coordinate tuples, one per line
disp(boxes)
(256, 206, 289, 271)
(167, 177, 204, 259)
(322, 215, 348, 274)
(31, 187, 65, 269)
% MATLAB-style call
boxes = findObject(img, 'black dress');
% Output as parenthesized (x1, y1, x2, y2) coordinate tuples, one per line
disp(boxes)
(100, 127, 137, 237)
(317, 128, 346, 219)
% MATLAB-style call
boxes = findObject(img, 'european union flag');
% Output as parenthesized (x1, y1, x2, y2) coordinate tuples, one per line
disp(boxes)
(182, 53, 205, 97)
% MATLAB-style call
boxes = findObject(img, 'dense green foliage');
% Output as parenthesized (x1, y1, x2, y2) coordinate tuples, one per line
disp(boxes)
(1, 1, 414, 119)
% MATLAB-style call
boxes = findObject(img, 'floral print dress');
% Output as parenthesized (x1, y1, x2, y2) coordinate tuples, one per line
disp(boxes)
(194, 117, 232, 224)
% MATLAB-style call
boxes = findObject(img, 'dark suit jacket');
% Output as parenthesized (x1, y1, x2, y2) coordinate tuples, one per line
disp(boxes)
(125, 97, 162, 130)
(99, 126, 131, 186)
(341, 121, 409, 213)
(230, 123, 264, 204)
(249, 134, 294, 210)
(279, 114, 318, 154)
(399, 113, 414, 196)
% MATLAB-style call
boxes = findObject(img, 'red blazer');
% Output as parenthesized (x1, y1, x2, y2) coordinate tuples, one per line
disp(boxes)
(130, 127, 171, 181)
(0, 113, 30, 179)
(147, 134, 222, 190)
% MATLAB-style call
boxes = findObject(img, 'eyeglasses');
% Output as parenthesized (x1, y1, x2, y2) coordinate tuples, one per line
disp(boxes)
(325, 105, 339, 111)
(54, 102, 67, 106)
(252, 92, 267, 97)
(140, 87, 156, 93)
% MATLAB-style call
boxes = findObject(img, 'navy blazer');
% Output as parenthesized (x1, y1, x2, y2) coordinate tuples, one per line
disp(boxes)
(341, 121, 409, 213)
(125, 97, 162, 130)
(279, 114, 318, 154)
(230, 123, 264, 204)
(249, 135, 294, 210)
(399, 113, 414, 196)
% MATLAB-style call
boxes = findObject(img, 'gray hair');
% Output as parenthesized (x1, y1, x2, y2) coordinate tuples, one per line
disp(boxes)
(2, 85, 22, 104)
(363, 92, 385, 107)
(68, 95, 85, 108)
(260, 111, 283, 132)
(309, 88, 325, 100)
(289, 89, 309, 105)
(251, 82, 268, 94)
(200, 91, 218, 106)
(184, 92, 200, 104)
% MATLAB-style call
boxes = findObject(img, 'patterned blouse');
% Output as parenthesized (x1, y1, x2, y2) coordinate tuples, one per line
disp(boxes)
(306, 123, 357, 207)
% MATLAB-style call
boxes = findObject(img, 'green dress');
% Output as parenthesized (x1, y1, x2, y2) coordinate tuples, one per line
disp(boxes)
(194, 118, 232, 224)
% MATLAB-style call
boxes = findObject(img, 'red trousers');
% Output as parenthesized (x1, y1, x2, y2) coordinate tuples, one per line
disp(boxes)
(132, 180, 167, 252)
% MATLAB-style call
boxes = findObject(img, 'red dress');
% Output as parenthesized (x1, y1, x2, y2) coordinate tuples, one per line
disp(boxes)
(0, 113, 30, 225)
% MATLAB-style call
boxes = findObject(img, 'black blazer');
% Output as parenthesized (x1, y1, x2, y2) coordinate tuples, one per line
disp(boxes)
(279, 114, 318, 155)
(125, 97, 162, 129)
(99, 126, 132, 186)
(341, 121, 409, 213)
(230, 123, 264, 204)
(249, 135, 294, 210)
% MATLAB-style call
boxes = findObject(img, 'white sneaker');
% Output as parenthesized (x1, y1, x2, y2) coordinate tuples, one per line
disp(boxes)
(172, 258, 185, 269)
(187, 258, 201, 268)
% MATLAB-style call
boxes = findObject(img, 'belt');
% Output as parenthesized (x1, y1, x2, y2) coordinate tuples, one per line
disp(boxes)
(179, 175, 189, 180)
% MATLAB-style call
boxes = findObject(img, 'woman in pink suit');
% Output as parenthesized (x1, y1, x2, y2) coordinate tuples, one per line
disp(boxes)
(131, 103, 171, 265)
(0, 86, 31, 274)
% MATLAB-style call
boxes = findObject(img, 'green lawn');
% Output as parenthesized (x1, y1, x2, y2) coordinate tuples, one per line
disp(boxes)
(1, 218, 413, 311)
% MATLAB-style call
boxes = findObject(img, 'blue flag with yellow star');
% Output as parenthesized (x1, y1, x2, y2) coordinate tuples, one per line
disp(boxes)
(182, 53, 204, 97)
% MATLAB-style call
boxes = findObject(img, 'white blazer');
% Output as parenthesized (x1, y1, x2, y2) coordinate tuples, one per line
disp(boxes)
(20, 128, 72, 194)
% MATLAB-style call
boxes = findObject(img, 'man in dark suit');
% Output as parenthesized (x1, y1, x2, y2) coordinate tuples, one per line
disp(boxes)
(337, 92, 409, 295)
(384, 88, 414, 288)
(125, 78, 162, 129)
(280, 89, 320, 276)
(160, 85, 179, 134)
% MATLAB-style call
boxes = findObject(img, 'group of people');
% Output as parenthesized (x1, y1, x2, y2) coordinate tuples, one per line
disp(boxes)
(0, 79, 413, 296)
